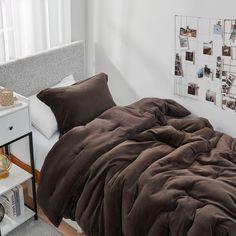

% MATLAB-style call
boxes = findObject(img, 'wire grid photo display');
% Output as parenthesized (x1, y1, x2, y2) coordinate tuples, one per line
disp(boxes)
(174, 15, 236, 113)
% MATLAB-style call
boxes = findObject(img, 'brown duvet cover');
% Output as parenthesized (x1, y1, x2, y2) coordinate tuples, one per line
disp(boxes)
(37, 98, 236, 236)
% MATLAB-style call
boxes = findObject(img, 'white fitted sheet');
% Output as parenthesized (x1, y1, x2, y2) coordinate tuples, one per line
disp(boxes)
(10, 126, 59, 171)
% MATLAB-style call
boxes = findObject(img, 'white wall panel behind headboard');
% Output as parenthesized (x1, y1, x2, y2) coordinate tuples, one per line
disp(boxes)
(0, 41, 85, 96)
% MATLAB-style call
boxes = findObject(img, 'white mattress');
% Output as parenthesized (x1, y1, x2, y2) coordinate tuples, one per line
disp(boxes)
(10, 126, 59, 171)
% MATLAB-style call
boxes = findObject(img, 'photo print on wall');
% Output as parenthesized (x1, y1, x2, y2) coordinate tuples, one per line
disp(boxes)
(215, 69, 221, 79)
(222, 45, 231, 57)
(215, 57, 223, 79)
(213, 21, 222, 35)
(222, 95, 236, 111)
(206, 90, 216, 105)
(229, 20, 236, 43)
(203, 41, 213, 55)
(179, 36, 189, 49)
(185, 50, 195, 64)
(222, 71, 228, 82)
(180, 26, 197, 37)
(222, 74, 235, 94)
(197, 68, 204, 78)
(188, 83, 199, 96)
(204, 65, 213, 79)
(175, 53, 183, 76)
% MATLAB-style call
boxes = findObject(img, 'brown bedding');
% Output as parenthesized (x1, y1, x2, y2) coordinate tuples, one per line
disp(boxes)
(37, 98, 236, 236)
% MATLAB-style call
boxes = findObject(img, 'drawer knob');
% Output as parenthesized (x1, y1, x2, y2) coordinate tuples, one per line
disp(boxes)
(9, 126, 13, 131)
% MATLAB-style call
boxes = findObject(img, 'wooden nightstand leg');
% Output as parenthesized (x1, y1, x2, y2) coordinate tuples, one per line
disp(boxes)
(28, 132, 38, 220)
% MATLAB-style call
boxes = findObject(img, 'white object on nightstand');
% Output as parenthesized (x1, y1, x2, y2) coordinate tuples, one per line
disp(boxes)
(0, 88, 37, 235)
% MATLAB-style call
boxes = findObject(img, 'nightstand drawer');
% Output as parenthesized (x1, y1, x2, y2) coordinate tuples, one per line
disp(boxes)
(0, 108, 30, 145)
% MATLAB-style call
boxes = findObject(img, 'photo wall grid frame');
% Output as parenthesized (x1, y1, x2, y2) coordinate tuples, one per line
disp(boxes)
(174, 15, 236, 113)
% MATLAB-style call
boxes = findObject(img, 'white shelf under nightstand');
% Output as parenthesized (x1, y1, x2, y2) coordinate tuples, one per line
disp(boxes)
(0, 164, 35, 235)
(0, 164, 32, 196)
(1, 207, 34, 236)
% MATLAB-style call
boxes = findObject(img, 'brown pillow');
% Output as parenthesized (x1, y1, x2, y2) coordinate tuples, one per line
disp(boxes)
(37, 73, 116, 135)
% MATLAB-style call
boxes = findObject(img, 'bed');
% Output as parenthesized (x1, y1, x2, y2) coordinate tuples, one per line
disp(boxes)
(36, 95, 236, 236)
(33, 70, 235, 236)
(1, 41, 236, 236)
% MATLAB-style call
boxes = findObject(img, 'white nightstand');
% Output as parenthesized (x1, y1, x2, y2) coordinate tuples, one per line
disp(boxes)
(0, 90, 38, 235)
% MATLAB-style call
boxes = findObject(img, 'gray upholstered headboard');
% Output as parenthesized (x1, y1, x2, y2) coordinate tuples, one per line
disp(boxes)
(0, 41, 85, 96)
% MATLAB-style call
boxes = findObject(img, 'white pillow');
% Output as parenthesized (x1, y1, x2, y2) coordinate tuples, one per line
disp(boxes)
(29, 74, 76, 139)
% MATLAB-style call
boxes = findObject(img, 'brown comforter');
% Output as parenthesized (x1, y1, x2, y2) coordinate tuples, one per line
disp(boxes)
(38, 98, 236, 236)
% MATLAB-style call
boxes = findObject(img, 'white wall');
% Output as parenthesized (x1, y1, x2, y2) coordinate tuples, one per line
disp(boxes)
(85, 0, 236, 137)
(71, 0, 85, 41)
